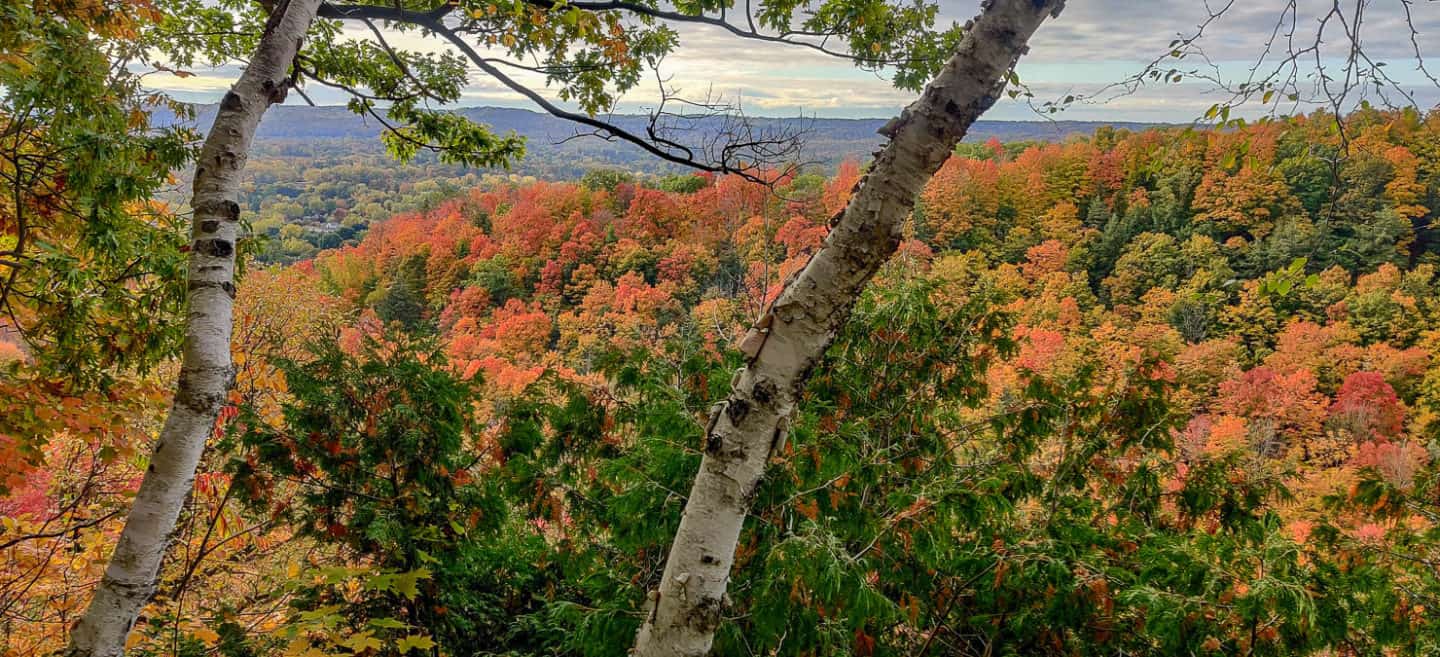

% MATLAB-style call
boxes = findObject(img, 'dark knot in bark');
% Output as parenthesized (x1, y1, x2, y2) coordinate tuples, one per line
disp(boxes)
(188, 279, 237, 299)
(725, 398, 751, 425)
(220, 91, 244, 112)
(262, 78, 290, 105)
(686, 594, 725, 633)
(193, 238, 234, 258)
(196, 199, 241, 222)
(751, 377, 778, 406)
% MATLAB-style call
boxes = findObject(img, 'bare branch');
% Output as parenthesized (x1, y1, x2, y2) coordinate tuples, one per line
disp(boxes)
(360, 17, 447, 103)
(315, 1, 808, 182)
(429, 15, 805, 182)
(1029, 0, 1440, 129)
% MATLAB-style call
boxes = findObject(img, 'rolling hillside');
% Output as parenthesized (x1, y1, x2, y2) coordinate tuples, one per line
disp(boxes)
(166, 104, 1165, 176)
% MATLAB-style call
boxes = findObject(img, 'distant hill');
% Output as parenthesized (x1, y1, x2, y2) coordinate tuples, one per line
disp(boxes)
(163, 104, 1165, 177)
(153, 104, 1170, 264)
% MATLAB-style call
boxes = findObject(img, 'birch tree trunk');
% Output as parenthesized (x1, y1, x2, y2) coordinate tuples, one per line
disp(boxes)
(64, 2, 321, 654)
(631, 1, 1063, 655)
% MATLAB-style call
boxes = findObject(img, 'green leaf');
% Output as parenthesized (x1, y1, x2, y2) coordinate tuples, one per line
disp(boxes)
(392, 568, 432, 601)
(367, 618, 408, 630)
(339, 631, 383, 653)
(297, 605, 342, 623)
(395, 635, 436, 654)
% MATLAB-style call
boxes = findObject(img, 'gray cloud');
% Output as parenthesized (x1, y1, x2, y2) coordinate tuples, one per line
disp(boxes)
(147, 1, 1440, 121)
(1026, 0, 1440, 63)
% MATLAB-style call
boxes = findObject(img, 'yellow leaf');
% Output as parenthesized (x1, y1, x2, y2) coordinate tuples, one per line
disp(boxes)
(283, 637, 332, 657)
(193, 627, 220, 646)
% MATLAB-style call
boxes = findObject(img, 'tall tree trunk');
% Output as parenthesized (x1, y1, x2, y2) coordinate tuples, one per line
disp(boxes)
(630, 1, 1063, 655)
(64, 1, 321, 654)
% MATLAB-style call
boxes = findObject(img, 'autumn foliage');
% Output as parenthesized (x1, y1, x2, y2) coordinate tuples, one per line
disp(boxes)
(7, 108, 1440, 655)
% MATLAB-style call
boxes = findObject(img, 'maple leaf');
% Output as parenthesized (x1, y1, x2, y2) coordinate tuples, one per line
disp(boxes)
(395, 635, 436, 654)
(339, 631, 383, 653)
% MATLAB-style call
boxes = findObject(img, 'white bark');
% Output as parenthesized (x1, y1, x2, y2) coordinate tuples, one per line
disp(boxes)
(64, 2, 322, 655)
(630, 2, 1064, 655)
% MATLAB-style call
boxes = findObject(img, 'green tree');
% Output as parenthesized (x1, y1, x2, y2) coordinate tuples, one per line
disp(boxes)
(376, 255, 430, 330)
(1, 0, 193, 386)
(581, 168, 636, 193)
(228, 334, 507, 656)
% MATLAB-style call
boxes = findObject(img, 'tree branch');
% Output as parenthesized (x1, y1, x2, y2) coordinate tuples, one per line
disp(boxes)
(520, 0, 926, 67)
(423, 13, 799, 181)
(316, 1, 454, 23)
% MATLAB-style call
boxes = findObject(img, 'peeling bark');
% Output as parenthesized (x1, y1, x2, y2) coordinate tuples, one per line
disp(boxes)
(630, 1, 1063, 655)
(63, 1, 322, 655)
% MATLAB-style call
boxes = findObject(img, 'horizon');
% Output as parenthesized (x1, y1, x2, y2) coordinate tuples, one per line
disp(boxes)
(149, 1, 1440, 123)
(185, 101, 1187, 125)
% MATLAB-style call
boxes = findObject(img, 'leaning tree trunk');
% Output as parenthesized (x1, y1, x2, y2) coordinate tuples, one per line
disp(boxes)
(64, 1, 321, 655)
(630, 1, 1063, 655)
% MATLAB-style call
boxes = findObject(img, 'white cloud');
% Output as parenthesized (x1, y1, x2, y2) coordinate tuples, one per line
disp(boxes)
(145, 1, 1440, 122)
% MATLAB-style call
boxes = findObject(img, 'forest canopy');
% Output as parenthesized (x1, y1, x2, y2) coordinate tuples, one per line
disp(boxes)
(5, 0, 1440, 654)
(6, 106, 1440, 655)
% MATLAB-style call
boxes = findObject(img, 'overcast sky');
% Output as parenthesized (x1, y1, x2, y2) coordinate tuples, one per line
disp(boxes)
(150, 0, 1440, 122)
